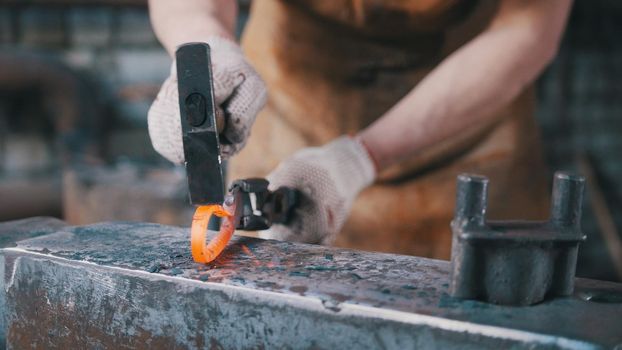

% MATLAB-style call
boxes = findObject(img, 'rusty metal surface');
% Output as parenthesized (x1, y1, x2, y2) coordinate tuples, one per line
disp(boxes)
(2, 221, 622, 349)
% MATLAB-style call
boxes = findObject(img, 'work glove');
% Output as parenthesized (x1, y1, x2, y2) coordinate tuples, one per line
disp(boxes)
(259, 136, 376, 244)
(148, 36, 267, 163)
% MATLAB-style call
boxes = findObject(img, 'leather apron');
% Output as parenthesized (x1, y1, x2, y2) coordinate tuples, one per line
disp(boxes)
(233, 0, 549, 259)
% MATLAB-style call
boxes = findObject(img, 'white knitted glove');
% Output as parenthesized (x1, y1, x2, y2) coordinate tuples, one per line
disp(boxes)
(259, 136, 376, 244)
(148, 36, 267, 163)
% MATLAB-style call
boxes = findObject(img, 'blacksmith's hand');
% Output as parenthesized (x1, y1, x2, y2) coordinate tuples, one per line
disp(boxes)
(259, 136, 376, 244)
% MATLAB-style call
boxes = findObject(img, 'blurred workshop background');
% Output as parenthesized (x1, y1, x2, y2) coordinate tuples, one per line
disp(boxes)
(0, 0, 620, 282)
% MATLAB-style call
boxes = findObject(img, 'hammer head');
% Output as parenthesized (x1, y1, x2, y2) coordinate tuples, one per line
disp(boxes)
(176, 43, 224, 205)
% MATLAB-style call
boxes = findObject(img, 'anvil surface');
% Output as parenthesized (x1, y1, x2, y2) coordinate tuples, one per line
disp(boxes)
(1, 218, 621, 349)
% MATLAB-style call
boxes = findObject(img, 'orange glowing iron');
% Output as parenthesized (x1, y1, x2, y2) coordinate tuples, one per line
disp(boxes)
(191, 203, 234, 263)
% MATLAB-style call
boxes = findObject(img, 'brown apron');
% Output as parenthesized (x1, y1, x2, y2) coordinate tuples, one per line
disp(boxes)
(233, 0, 549, 260)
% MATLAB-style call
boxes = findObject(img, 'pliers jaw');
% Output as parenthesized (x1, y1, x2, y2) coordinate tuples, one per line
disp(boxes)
(229, 178, 299, 231)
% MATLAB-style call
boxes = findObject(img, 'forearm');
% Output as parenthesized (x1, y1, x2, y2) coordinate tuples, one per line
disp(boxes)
(149, 0, 238, 56)
(359, 0, 572, 172)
